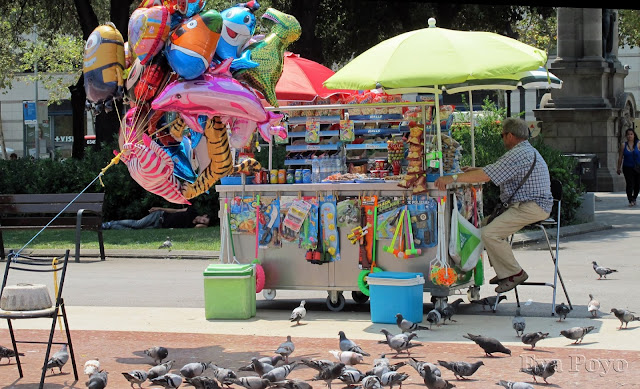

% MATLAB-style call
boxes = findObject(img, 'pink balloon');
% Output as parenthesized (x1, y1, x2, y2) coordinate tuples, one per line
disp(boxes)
(151, 59, 282, 142)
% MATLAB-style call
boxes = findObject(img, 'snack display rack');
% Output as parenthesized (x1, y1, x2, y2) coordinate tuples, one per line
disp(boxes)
(215, 101, 482, 311)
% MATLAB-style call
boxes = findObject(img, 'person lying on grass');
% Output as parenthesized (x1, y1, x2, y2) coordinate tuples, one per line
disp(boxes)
(102, 206, 210, 229)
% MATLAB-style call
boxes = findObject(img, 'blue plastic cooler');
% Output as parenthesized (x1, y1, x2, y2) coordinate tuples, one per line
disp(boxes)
(367, 271, 425, 324)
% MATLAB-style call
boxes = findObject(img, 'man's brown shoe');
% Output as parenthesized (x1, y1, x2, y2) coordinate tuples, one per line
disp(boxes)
(495, 270, 529, 293)
(489, 275, 501, 284)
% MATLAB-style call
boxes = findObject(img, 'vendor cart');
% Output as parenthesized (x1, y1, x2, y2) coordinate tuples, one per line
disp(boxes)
(215, 101, 484, 311)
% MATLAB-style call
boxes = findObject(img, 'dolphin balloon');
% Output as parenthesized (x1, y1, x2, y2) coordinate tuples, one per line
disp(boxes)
(151, 59, 282, 142)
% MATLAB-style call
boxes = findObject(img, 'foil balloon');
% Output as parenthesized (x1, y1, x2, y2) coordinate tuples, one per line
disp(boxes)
(121, 133, 191, 205)
(235, 8, 301, 107)
(83, 22, 125, 114)
(229, 118, 254, 149)
(125, 57, 144, 105)
(151, 59, 283, 142)
(181, 116, 261, 199)
(124, 41, 133, 68)
(128, 5, 171, 65)
(133, 53, 174, 103)
(165, 136, 197, 183)
(165, 10, 222, 80)
(164, 0, 205, 17)
(215, 1, 260, 71)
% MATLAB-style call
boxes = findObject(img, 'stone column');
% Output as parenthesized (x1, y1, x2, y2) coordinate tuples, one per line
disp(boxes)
(535, 8, 635, 191)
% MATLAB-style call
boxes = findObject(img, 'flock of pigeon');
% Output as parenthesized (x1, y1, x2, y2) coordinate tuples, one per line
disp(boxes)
(0, 260, 637, 388)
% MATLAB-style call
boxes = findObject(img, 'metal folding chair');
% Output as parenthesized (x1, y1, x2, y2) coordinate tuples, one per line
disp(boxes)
(0, 249, 78, 388)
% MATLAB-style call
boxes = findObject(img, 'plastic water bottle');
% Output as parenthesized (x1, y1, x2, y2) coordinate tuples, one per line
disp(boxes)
(320, 155, 330, 181)
(311, 155, 320, 183)
(333, 154, 341, 176)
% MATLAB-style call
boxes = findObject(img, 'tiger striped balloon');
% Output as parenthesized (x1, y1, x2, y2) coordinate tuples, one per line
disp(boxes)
(123, 133, 191, 204)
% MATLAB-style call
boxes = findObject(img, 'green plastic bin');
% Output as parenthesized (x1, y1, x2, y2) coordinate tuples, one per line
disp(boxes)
(203, 264, 256, 319)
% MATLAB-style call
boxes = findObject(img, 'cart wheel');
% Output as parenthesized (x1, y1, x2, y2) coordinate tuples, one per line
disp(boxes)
(351, 291, 369, 304)
(433, 297, 448, 311)
(467, 286, 481, 303)
(326, 293, 346, 312)
(419, 213, 428, 221)
(263, 289, 276, 300)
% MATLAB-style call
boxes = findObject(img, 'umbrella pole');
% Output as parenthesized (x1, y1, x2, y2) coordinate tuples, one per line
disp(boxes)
(434, 88, 444, 176)
(268, 136, 273, 171)
(506, 90, 512, 118)
(469, 91, 475, 167)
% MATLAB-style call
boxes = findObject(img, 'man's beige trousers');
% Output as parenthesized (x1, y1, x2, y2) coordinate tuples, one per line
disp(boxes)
(481, 201, 550, 279)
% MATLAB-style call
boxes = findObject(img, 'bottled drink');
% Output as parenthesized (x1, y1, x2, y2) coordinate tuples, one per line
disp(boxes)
(320, 155, 329, 181)
(311, 155, 320, 183)
(333, 154, 342, 175)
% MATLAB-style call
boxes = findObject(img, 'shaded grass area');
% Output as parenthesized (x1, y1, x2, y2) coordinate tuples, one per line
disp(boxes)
(1, 226, 221, 251)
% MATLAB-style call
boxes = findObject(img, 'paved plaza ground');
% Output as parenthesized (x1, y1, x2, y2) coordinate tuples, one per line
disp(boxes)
(0, 192, 639, 388)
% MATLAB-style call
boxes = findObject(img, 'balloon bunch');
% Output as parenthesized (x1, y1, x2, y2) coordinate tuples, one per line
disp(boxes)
(82, 0, 301, 204)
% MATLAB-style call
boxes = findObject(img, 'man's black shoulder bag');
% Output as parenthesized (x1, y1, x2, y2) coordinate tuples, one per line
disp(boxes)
(485, 153, 537, 225)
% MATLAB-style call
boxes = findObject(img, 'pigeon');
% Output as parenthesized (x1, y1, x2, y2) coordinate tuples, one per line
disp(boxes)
(329, 350, 364, 365)
(395, 313, 429, 332)
(145, 346, 169, 365)
(592, 261, 617, 279)
(610, 308, 640, 329)
(46, 344, 69, 374)
(211, 364, 238, 385)
(560, 326, 595, 344)
(187, 376, 221, 389)
(439, 298, 463, 324)
(555, 302, 570, 322)
(339, 331, 370, 356)
(437, 360, 484, 380)
(148, 360, 175, 380)
(588, 294, 601, 318)
(225, 377, 271, 389)
(520, 332, 549, 350)
(462, 333, 511, 357)
(380, 371, 409, 389)
(271, 379, 313, 389)
(290, 300, 307, 325)
(373, 354, 391, 367)
(84, 359, 100, 376)
(301, 358, 335, 372)
(86, 370, 108, 389)
(365, 360, 406, 378)
(512, 308, 526, 336)
(426, 309, 442, 329)
(407, 357, 441, 378)
(0, 345, 24, 364)
(519, 360, 558, 384)
(239, 355, 284, 371)
(496, 380, 534, 389)
(150, 373, 183, 388)
(361, 375, 383, 389)
(471, 295, 507, 312)
(262, 363, 299, 382)
(123, 370, 148, 388)
(379, 329, 422, 356)
(180, 362, 212, 378)
(339, 367, 366, 385)
(244, 357, 276, 376)
(312, 362, 345, 389)
(423, 364, 455, 389)
(275, 336, 295, 363)
(159, 236, 172, 250)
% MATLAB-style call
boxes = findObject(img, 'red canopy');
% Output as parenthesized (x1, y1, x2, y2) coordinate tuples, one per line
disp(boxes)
(274, 52, 353, 102)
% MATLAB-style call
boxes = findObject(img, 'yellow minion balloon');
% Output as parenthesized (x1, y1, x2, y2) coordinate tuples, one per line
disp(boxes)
(83, 22, 125, 114)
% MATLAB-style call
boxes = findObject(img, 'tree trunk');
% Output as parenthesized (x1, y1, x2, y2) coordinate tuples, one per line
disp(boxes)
(289, 0, 324, 63)
(69, 75, 86, 159)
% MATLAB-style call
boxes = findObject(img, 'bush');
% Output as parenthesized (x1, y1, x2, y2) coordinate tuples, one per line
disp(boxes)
(0, 142, 220, 225)
(451, 99, 583, 225)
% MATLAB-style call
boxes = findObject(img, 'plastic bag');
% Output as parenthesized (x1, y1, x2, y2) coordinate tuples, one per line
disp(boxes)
(449, 194, 484, 272)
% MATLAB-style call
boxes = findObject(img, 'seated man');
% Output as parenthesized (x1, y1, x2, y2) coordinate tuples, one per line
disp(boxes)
(435, 117, 553, 293)
(102, 206, 210, 230)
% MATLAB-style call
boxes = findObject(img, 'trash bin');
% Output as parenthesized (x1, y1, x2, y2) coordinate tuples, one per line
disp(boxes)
(367, 271, 425, 324)
(203, 264, 256, 319)
(562, 153, 599, 191)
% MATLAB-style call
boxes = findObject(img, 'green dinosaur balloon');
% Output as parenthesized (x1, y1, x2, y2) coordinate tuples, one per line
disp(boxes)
(236, 8, 301, 107)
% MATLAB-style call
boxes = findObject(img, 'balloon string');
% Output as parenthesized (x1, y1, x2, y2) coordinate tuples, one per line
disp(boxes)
(147, 118, 179, 138)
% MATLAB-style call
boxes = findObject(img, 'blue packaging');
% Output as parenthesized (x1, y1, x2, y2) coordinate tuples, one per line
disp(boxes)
(367, 271, 425, 324)
(302, 169, 312, 183)
(295, 169, 303, 183)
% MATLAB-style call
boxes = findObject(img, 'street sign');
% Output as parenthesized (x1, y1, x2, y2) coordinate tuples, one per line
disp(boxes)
(23, 101, 36, 125)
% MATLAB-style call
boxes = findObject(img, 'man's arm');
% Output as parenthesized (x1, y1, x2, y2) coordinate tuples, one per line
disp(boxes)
(434, 168, 491, 190)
